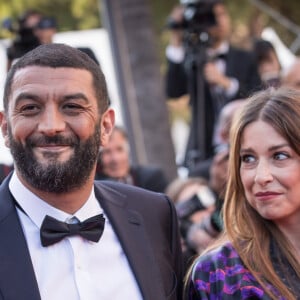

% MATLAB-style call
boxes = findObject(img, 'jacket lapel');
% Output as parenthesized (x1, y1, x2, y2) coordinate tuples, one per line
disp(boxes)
(0, 177, 41, 300)
(94, 183, 166, 300)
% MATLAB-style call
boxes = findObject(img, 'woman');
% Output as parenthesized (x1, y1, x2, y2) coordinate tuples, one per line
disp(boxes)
(185, 87, 300, 299)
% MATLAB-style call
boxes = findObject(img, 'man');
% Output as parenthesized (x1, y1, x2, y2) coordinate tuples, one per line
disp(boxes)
(0, 44, 182, 299)
(96, 126, 169, 193)
(165, 0, 261, 165)
(34, 16, 57, 45)
(6, 9, 42, 70)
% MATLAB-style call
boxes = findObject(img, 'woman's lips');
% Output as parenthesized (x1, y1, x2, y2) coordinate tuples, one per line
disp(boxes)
(254, 191, 282, 201)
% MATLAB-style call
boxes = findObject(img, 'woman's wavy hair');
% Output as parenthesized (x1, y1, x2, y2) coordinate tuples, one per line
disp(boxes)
(224, 86, 300, 299)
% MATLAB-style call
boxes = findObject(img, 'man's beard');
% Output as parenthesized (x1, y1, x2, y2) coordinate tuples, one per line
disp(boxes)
(8, 126, 101, 193)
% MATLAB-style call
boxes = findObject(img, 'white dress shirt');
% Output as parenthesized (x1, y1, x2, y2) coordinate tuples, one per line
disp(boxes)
(9, 172, 142, 300)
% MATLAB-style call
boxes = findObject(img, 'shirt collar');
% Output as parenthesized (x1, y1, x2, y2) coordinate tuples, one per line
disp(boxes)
(9, 172, 102, 229)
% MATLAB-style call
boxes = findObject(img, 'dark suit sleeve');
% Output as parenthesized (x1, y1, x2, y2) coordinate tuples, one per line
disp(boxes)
(165, 59, 188, 99)
(147, 169, 169, 193)
(227, 48, 262, 99)
(239, 53, 262, 98)
(131, 166, 170, 193)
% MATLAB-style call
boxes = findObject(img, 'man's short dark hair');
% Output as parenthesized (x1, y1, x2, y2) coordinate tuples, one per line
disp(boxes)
(3, 43, 109, 114)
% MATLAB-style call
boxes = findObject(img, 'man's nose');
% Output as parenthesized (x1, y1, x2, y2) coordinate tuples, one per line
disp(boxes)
(38, 107, 66, 136)
(254, 160, 273, 185)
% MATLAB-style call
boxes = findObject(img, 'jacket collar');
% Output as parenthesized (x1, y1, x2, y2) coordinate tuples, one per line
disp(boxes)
(0, 177, 166, 300)
(94, 182, 166, 300)
(0, 175, 41, 300)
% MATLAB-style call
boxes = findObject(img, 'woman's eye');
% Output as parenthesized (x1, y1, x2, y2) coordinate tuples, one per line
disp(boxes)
(274, 152, 289, 160)
(241, 154, 255, 163)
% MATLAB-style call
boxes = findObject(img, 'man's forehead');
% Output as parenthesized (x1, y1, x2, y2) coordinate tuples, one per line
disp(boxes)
(11, 66, 93, 87)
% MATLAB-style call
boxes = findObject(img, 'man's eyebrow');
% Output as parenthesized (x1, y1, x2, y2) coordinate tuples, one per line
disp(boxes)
(14, 92, 40, 105)
(13, 93, 90, 106)
(63, 93, 89, 102)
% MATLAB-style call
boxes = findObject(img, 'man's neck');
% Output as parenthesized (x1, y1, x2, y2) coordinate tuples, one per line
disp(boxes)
(16, 170, 95, 214)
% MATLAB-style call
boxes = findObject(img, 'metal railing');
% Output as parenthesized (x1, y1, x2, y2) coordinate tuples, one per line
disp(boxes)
(249, 0, 300, 53)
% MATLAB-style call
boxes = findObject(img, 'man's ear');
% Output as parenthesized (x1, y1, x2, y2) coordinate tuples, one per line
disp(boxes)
(0, 111, 10, 148)
(100, 108, 115, 147)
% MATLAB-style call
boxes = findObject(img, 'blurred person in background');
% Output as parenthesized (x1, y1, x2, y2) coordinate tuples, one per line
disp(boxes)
(176, 99, 246, 268)
(165, 0, 261, 167)
(6, 9, 42, 70)
(189, 98, 246, 179)
(165, 176, 216, 270)
(185, 145, 228, 255)
(282, 58, 300, 90)
(96, 126, 169, 193)
(34, 16, 57, 44)
(6, 10, 99, 69)
(253, 39, 282, 88)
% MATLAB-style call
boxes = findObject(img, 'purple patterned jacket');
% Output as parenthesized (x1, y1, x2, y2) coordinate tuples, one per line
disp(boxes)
(186, 242, 285, 299)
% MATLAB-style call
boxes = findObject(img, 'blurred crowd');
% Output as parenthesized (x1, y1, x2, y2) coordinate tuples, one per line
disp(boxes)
(163, 0, 300, 271)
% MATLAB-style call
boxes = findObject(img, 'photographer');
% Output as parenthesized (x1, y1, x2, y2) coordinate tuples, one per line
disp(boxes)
(165, 0, 261, 167)
(185, 144, 228, 255)
(165, 176, 216, 270)
(6, 10, 42, 70)
(182, 98, 246, 259)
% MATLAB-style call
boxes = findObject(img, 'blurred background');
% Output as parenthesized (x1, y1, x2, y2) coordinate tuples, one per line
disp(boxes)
(0, 0, 299, 179)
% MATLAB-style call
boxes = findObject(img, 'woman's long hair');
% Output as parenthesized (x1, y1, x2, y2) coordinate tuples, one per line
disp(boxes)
(224, 87, 300, 299)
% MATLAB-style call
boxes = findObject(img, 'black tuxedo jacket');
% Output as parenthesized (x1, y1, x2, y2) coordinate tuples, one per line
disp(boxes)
(0, 176, 183, 300)
(96, 165, 169, 193)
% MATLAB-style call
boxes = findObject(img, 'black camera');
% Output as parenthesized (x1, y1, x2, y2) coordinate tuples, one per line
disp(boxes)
(175, 185, 215, 220)
(175, 185, 216, 239)
(167, 0, 217, 33)
(181, 0, 217, 32)
(176, 194, 207, 219)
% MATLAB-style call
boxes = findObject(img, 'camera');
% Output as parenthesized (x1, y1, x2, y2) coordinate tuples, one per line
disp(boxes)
(175, 185, 216, 239)
(175, 185, 215, 219)
(167, 0, 217, 33)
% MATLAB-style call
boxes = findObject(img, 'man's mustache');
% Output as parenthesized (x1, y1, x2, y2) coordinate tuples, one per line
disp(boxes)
(26, 135, 79, 147)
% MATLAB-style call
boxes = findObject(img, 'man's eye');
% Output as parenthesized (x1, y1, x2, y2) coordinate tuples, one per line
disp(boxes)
(20, 104, 40, 114)
(63, 103, 83, 111)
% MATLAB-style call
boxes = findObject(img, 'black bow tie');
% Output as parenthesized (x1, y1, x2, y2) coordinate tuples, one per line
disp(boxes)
(40, 214, 105, 247)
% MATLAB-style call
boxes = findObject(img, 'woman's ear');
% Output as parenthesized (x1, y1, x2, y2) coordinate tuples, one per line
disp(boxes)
(0, 112, 10, 148)
(100, 108, 115, 147)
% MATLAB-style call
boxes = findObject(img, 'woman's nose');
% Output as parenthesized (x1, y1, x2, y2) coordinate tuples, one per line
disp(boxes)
(254, 160, 273, 185)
